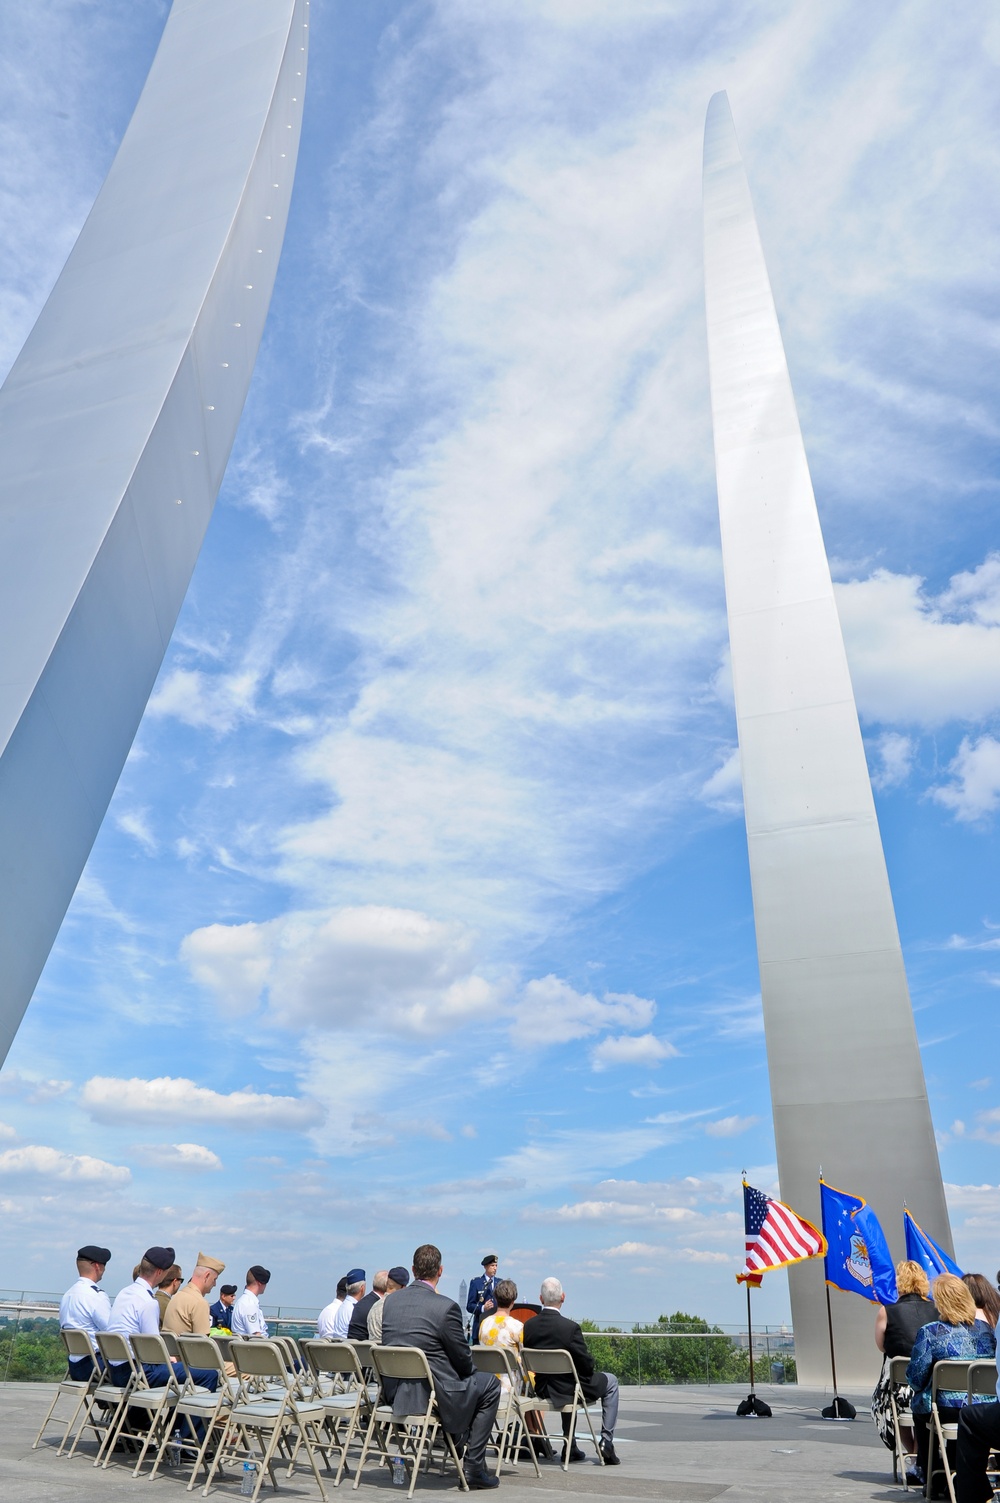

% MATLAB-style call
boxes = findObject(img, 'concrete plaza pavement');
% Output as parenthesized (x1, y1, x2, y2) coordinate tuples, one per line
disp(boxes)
(1, 1380, 904, 1503)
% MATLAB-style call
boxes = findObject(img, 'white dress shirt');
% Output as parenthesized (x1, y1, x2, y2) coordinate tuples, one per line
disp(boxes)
(59, 1277, 111, 1353)
(331, 1295, 357, 1340)
(316, 1298, 342, 1339)
(107, 1277, 160, 1361)
(232, 1288, 269, 1338)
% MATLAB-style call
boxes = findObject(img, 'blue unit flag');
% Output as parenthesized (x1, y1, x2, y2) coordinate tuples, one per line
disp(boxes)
(904, 1209, 963, 1279)
(820, 1180, 898, 1305)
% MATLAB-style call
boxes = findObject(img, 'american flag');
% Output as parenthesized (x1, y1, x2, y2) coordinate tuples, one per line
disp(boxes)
(737, 1182, 826, 1285)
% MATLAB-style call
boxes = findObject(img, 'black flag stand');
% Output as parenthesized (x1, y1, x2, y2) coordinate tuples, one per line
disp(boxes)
(736, 1277, 772, 1417)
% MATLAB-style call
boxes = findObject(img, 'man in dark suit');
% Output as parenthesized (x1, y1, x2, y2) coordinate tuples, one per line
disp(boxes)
(523, 1277, 620, 1465)
(381, 1243, 502, 1490)
(348, 1269, 387, 1341)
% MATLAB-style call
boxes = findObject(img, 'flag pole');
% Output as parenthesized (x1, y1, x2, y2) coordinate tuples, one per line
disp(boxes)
(746, 1278, 755, 1394)
(819, 1170, 856, 1420)
(736, 1172, 770, 1417)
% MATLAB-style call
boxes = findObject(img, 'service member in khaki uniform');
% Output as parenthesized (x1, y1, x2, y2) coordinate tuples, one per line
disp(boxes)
(163, 1251, 226, 1336)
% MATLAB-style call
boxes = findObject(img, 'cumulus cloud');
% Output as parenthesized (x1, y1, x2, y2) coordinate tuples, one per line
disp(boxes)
(182, 905, 499, 1035)
(133, 1143, 223, 1172)
(0, 1071, 72, 1103)
(510, 976, 655, 1048)
(80, 1076, 323, 1131)
(704, 1114, 759, 1138)
(600, 1241, 661, 1257)
(931, 737, 1000, 822)
(835, 562, 1000, 727)
(676, 1248, 732, 1264)
(591, 1033, 678, 1071)
(0, 1145, 129, 1184)
(0, 1122, 15, 1141)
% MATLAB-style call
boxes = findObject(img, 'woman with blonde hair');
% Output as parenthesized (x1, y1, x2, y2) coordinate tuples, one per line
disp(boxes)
(871, 1260, 938, 1466)
(906, 1273, 996, 1488)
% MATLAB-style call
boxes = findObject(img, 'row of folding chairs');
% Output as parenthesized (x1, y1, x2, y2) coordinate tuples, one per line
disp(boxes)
(33, 1330, 603, 1499)
(887, 1354, 1000, 1502)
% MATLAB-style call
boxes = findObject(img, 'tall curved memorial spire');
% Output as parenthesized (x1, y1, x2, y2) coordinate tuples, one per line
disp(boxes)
(702, 91, 951, 1383)
(0, 0, 308, 1066)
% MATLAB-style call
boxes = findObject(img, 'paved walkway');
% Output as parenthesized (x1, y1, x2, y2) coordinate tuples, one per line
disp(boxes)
(1, 1381, 902, 1502)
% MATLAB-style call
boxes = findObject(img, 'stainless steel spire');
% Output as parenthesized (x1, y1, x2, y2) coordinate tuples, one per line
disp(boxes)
(0, 0, 308, 1066)
(702, 91, 951, 1384)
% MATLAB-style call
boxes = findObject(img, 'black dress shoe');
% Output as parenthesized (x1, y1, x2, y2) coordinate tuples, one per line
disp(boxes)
(563, 1442, 587, 1463)
(464, 1466, 500, 1490)
(599, 1441, 620, 1465)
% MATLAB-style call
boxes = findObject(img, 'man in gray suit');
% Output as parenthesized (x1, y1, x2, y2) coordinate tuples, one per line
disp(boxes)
(381, 1243, 502, 1490)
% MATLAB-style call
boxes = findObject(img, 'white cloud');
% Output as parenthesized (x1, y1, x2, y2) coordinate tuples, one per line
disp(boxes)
(676, 1248, 732, 1264)
(600, 1241, 661, 1257)
(510, 976, 655, 1048)
(147, 667, 259, 733)
(0, 1070, 72, 1103)
(0, 1144, 129, 1184)
(80, 1076, 323, 1131)
(133, 1143, 223, 1172)
(115, 808, 157, 855)
(705, 1115, 759, 1138)
(931, 737, 1000, 822)
(835, 564, 1000, 727)
(183, 905, 499, 1035)
(591, 1033, 677, 1071)
(870, 731, 914, 791)
(0, 1122, 16, 1141)
(700, 748, 743, 812)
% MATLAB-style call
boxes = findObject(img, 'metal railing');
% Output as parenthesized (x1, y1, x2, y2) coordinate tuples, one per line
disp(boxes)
(0, 1290, 796, 1386)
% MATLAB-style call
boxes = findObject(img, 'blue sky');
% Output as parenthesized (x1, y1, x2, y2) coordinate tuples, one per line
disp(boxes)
(1, 0, 1000, 1325)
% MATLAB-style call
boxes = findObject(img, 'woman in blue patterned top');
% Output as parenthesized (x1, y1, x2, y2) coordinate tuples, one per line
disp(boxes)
(906, 1273, 996, 1489)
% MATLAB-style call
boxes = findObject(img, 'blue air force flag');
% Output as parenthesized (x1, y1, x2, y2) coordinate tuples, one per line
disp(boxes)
(904, 1209, 963, 1279)
(820, 1180, 898, 1305)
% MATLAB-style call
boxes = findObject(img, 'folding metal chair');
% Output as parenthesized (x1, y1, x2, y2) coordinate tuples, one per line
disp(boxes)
(522, 1346, 605, 1470)
(32, 1328, 101, 1454)
(173, 1334, 238, 1492)
(298, 1340, 376, 1484)
(927, 1359, 972, 1503)
(80, 1332, 140, 1466)
(110, 1332, 183, 1476)
(352, 1346, 469, 1498)
(162, 1330, 181, 1359)
(888, 1354, 918, 1490)
(202, 1337, 329, 1501)
(471, 1344, 544, 1477)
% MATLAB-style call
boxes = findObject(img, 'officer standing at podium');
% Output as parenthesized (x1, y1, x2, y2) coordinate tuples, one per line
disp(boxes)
(466, 1254, 499, 1345)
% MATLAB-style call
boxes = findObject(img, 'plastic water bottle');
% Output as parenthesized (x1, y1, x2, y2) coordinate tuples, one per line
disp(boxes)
(392, 1455, 406, 1487)
(240, 1460, 258, 1495)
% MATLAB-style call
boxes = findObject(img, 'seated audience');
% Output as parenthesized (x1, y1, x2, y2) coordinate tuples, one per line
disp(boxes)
(209, 1283, 238, 1330)
(107, 1246, 218, 1393)
(316, 1275, 349, 1339)
(381, 1243, 501, 1491)
(524, 1277, 620, 1466)
(154, 1264, 183, 1326)
(59, 1244, 112, 1381)
(164, 1253, 225, 1336)
(367, 1266, 408, 1343)
(906, 1273, 996, 1487)
(349, 1270, 387, 1341)
(231, 1266, 271, 1338)
(331, 1269, 365, 1339)
(871, 1259, 939, 1468)
(956, 1332, 1000, 1502)
(963, 1274, 1000, 1329)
